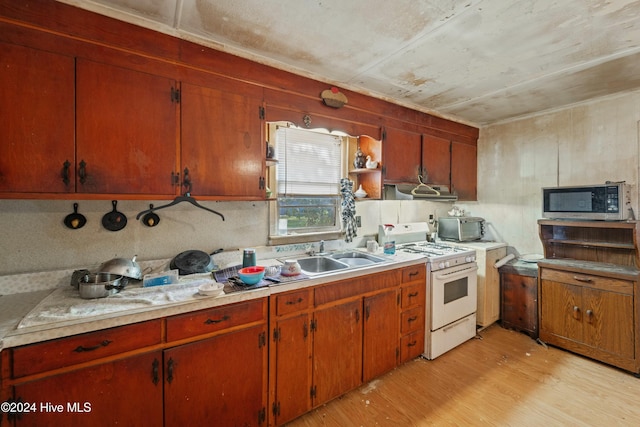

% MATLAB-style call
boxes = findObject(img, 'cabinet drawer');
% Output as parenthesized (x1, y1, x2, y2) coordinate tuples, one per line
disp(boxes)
(541, 268, 634, 295)
(315, 270, 399, 306)
(401, 264, 425, 283)
(12, 319, 162, 378)
(401, 282, 425, 308)
(166, 298, 266, 342)
(275, 289, 311, 316)
(400, 306, 424, 334)
(400, 330, 424, 363)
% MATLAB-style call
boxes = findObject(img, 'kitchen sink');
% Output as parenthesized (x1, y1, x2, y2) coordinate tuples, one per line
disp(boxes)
(329, 251, 387, 267)
(296, 256, 349, 274)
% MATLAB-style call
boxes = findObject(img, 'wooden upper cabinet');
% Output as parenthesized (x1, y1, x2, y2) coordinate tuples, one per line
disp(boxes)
(181, 81, 264, 198)
(75, 59, 178, 195)
(451, 140, 477, 201)
(383, 126, 422, 183)
(0, 43, 75, 194)
(421, 133, 451, 185)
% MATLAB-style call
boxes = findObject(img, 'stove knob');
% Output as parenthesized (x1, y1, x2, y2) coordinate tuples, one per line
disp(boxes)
(465, 256, 475, 263)
(438, 262, 446, 269)
(444, 261, 450, 268)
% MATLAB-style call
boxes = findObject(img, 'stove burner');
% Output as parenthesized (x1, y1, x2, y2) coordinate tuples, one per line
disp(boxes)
(397, 240, 476, 269)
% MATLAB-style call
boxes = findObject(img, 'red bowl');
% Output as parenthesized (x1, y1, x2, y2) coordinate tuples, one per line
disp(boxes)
(238, 266, 265, 275)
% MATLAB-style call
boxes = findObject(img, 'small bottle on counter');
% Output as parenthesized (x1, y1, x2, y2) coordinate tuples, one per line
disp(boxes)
(383, 224, 396, 255)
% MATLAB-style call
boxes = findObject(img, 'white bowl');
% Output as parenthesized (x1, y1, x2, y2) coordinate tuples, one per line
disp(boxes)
(198, 281, 224, 296)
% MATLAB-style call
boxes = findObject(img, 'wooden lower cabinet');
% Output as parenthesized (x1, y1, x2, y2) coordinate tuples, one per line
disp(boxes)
(313, 299, 363, 405)
(500, 261, 538, 338)
(269, 268, 410, 426)
(164, 324, 268, 426)
(399, 265, 426, 363)
(12, 351, 163, 426)
(4, 299, 268, 427)
(539, 266, 638, 373)
(363, 289, 399, 382)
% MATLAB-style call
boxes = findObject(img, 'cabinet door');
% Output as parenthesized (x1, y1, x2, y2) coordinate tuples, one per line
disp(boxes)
(451, 140, 477, 201)
(164, 324, 267, 426)
(272, 313, 312, 426)
(383, 127, 421, 183)
(181, 82, 264, 197)
(76, 59, 178, 195)
(540, 280, 582, 343)
(363, 289, 399, 382)
(421, 134, 450, 185)
(312, 299, 362, 406)
(582, 288, 634, 358)
(13, 351, 163, 427)
(0, 43, 75, 193)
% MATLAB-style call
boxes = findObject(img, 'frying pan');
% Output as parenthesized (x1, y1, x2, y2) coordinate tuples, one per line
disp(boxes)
(142, 204, 160, 227)
(170, 248, 223, 275)
(64, 203, 87, 230)
(102, 200, 127, 231)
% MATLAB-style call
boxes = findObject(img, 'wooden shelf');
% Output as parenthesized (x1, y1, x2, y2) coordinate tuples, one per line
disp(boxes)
(547, 239, 635, 250)
(349, 168, 379, 174)
(266, 158, 278, 167)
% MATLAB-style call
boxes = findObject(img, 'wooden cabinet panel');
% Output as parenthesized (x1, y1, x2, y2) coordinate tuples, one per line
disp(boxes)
(0, 42, 75, 194)
(421, 133, 450, 185)
(540, 279, 583, 342)
(76, 59, 178, 195)
(12, 320, 162, 378)
(13, 351, 163, 427)
(582, 287, 634, 358)
(271, 313, 312, 426)
(383, 126, 422, 183)
(164, 324, 267, 426)
(313, 299, 362, 406)
(401, 306, 424, 334)
(500, 271, 538, 337)
(401, 266, 426, 286)
(166, 299, 265, 342)
(451, 140, 477, 201)
(181, 82, 264, 198)
(363, 289, 398, 382)
(274, 289, 311, 316)
(400, 330, 424, 363)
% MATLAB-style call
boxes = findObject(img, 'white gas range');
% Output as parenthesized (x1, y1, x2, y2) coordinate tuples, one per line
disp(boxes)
(380, 222, 478, 359)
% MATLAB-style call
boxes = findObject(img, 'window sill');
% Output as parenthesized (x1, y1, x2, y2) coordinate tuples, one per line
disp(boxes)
(268, 231, 343, 246)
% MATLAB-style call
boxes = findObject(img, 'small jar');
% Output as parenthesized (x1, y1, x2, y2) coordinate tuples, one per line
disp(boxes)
(242, 248, 257, 268)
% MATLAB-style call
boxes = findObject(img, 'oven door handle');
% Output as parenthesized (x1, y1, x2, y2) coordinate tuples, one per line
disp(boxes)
(435, 264, 478, 281)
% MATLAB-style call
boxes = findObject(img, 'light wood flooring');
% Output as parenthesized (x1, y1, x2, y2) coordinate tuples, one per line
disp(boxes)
(287, 325, 640, 426)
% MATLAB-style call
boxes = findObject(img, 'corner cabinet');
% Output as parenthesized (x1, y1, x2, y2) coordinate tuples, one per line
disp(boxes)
(348, 135, 383, 200)
(537, 220, 640, 375)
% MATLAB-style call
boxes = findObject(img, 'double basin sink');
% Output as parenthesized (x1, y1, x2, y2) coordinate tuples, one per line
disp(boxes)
(291, 251, 388, 276)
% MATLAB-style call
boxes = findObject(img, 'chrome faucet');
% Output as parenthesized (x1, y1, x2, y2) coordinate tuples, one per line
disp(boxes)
(319, 240, 325, 253)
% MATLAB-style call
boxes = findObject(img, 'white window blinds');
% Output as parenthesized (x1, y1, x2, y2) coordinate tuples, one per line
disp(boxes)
(275, 127, 342, 196)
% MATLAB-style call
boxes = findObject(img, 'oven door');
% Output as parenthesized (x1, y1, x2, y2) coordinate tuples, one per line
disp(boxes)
(431, 263, 478, 330)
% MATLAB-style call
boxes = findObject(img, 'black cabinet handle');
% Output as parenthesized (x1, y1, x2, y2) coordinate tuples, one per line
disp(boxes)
(61, 160, 70, 186)
(205, 315, 230, 325)
(152, 358, 160, 385)
(73, 339, 112, 353)
(285, 298, 303, 305)
(78, 160, 87, 184)
(167, 358, 174, 384)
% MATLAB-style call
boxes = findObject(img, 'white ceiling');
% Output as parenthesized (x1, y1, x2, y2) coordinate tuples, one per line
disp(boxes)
(59, 0, 640, 126)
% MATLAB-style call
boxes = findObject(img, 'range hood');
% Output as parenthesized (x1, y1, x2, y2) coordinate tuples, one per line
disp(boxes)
(383, 183, 457, 201)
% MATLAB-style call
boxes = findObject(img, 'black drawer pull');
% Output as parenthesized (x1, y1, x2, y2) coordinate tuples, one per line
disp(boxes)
(408, 292, 419, 298)
(407, 316, 418, 323)
(285, 298, 303, 305)
(573, 275, 593, 283)
(205, 315, 230, 325)
(407, 340, 417, 347)
(408, 271, 419, 278)
(73, 339, 112, 353)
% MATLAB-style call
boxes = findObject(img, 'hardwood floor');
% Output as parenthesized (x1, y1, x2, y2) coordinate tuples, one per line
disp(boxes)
(287, 325, 640, 426)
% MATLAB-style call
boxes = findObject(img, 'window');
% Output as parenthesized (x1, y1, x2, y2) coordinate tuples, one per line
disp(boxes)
(272, 126, 344, 237)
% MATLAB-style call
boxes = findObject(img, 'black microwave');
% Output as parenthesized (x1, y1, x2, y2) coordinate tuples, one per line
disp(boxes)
(542, 183, 628, 220)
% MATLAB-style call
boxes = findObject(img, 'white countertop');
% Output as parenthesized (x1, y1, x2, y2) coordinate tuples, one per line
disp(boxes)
(0, 250, 425, 350)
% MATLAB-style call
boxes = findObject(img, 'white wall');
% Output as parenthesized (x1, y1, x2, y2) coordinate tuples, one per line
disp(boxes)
(0, 197, 449, 277)
(456, 90, 640, 256)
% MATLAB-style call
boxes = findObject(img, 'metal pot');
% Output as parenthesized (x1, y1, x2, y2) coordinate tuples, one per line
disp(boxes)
(78, 273, 125, 299)
(99, 255, 142, 280)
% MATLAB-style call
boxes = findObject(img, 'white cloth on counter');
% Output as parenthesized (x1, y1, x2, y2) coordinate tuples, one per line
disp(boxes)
(17, 277, 214, 329)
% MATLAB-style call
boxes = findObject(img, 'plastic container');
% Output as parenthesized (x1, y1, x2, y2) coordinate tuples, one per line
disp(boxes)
(383, 224, 396, 255)
(143, 269, 179, 287)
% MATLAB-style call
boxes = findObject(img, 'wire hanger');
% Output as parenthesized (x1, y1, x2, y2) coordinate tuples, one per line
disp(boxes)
(411, 175, 441, 196)
(135, 169, 225, 221)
